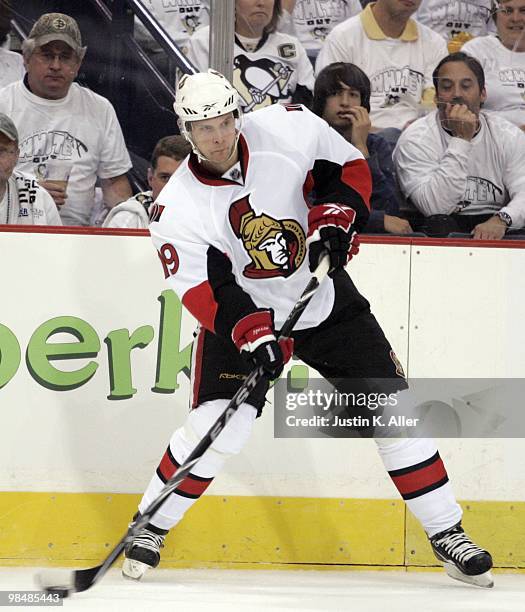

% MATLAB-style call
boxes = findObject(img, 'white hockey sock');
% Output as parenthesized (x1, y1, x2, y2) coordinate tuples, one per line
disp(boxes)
(375, 437, 462, 538)
(138, 400, 257, 531)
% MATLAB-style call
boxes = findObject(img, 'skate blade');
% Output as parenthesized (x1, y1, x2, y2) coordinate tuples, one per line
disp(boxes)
(443, 562, 494, 588)
(122, 558, 150, 581)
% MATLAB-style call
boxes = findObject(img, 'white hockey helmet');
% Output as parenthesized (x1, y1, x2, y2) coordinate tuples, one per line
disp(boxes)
(174, 70, 242, 161)
(174, 69, 240, 123)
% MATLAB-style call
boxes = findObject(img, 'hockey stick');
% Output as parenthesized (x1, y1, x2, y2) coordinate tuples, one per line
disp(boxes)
(36, 255, 330, 597)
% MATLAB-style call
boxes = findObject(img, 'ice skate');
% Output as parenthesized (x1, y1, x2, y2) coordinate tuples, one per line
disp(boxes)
(430, 522, 494, 588)
(122, 514, 168, 581)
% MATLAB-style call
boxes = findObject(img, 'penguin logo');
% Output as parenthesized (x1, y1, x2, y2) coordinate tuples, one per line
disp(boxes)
(234, 56, 293, 113)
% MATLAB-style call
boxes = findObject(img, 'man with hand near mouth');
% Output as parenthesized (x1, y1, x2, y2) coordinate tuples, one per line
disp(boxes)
(393, 52, 525, 239)
(313, 62, 412, 234)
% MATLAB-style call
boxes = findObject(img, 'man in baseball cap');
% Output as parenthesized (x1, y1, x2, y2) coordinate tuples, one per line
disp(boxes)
(25, 13, 86, 60)
(20, 13, 87, 101)
(0, 12, 133, 226)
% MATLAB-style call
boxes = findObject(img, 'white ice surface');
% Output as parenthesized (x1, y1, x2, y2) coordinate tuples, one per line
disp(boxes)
(1, 567, 524, 612)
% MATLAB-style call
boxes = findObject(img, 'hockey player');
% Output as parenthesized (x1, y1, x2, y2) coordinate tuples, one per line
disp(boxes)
(123, 70, 494, 588)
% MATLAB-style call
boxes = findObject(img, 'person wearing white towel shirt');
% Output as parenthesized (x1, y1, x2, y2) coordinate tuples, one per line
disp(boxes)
(134, 0, 209, 58)
(415, 0, 495, 52)
(315, 0, 448, 131)
(393, 52, 525, 239)
(462, 0, 525, 130)
(279, 0, 362, 59)
(0, 112, 61, 226)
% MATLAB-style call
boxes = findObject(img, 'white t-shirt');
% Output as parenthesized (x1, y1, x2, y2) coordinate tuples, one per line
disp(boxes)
(186, 27, 315, 112)
(0, 80, 132, 226)
(103, 191, 153, 229)
(393, 110, 525, 227)
(315, 6, 448, 129)
(279, 0, 362, 53)
(0, 48, 24, 89)
(462, 35, 525, 128)
(416, 0, 495, 49)
(0, 171, 62, 226)
(134, 0, 209, 52)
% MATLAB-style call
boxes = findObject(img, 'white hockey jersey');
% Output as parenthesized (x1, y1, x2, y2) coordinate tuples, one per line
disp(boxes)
(315, 4, 448, 129)
(186, 27, 315, 112)
(393, 110, 525, 227)
(279, 0, 362, 53)
(462, 35, 525, 128)
(149, 104, 371, 338)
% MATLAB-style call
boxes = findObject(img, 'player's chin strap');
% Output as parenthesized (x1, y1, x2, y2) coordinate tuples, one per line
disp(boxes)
(35, 254, 331, 598)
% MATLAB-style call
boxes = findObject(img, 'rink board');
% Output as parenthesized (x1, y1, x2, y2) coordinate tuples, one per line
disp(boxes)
(0, 492, 524, 569)
(1, 229, 525, 569)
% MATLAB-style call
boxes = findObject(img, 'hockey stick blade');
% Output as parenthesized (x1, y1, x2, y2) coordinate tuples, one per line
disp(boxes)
(36, 255, 330, 596)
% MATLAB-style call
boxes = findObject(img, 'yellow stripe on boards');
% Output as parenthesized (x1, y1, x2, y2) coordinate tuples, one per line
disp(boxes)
(0, 493, 523, 569)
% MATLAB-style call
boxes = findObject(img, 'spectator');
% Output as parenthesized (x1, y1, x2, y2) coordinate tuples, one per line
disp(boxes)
(0, 112, 61, 225)
(393, 52, 525, 239)
(313, 62, 412, 234)
(0, 13, 132, 226)
(186, 0, 315, 111)
(103, 135, 190, 229)
(316, 0, 448, 133)
(0, 1, 24, 88)
(462, 0, 525, 130)
(279, 0, 361, 62)
(415, 0, 494, 52)
(134, 0, 209, 67)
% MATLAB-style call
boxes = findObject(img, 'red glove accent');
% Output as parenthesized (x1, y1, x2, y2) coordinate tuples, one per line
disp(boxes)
(306, 204, 359, 273)
(306, 203, 356, 239)
(232, 310, 275, 353)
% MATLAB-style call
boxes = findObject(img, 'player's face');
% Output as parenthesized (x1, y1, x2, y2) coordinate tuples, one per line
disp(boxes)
(191, 113, 238, 168)
(24, 40, 82, 100)
(435, 61, 487, 119)
(148, 155, 184, 200)
(236, 0, 274, 36)
(496, 0, 525, 51)
(377, 0, 422, 18)
(0, 133, 19, 182)
(322, 82, 362, 130)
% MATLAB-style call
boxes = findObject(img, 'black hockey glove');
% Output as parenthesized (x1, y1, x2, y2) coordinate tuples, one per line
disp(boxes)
(306, 203, 360, 275)
(232, 310, 294, 380)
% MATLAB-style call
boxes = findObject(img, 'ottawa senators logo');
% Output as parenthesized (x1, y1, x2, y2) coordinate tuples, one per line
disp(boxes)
(229, 195, 306, 279)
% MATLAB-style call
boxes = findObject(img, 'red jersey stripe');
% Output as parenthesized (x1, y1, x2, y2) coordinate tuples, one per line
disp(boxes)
(341, 158, 372, 210)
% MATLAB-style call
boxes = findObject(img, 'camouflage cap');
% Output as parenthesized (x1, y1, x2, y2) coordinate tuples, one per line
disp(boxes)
(28, 13, 84, 56)
(0, 113, 18, 142)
